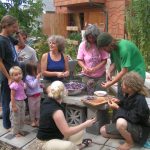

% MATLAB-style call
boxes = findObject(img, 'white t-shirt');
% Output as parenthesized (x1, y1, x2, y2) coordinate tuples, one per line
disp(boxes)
(17, 44, 38, 64)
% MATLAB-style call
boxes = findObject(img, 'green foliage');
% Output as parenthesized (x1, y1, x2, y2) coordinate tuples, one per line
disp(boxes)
(126, 0, 150, 70)
(65, 32, 82, 73)
(32, 35, 49, 60)
(68, 32, 82, 43)
(0, 0, 43, 36)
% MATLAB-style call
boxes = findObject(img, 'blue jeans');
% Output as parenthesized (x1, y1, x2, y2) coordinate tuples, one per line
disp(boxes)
(1, 78, 11, 129)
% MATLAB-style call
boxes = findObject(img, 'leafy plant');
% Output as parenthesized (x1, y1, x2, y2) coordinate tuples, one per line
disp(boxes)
(126, 0, 150, 70)
(32, 35, 49, 60)
(0, 0, 43, 36)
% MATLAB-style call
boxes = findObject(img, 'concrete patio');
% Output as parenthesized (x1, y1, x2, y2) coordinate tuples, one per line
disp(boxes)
(0, 119, 149, 150)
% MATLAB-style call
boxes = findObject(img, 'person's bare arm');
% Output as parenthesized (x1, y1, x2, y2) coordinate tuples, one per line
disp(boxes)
(53, 110, 96, 138)
(41, 53, 62, 77)
(91, 59, 107, 72)
(0, 58, 11, 83)
(10, 90, 17, 112)
(78, 60, 90, 74)
(106, 63, 116, 81)
(101, 68, 128, 88)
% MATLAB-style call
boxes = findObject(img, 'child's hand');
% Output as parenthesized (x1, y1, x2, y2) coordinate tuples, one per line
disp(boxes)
(108, 100, 119, 109)
(111, 98, 120, 103)
(36, 73, 41, 80)
(40, 83, 45, 88)
(12, 105, 18, 112)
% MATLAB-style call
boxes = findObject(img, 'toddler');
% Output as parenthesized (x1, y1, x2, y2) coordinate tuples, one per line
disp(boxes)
(25, 62, 42, 127)
(9, 66, 27, 137)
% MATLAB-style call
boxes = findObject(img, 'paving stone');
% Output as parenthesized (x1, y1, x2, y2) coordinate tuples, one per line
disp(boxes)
(105, 138, 124, 148)
(105, 138, 150, 150)
(84, 143, 102, 150)
(84, 133, 108, 145)
(0, 125, 37, 149)
(22, 139, 36, 150)
(0, 120, 9, 136)
(101, 145, 117, 150)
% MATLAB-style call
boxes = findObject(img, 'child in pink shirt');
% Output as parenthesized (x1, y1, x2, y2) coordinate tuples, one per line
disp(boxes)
(9, 66, 27, 137)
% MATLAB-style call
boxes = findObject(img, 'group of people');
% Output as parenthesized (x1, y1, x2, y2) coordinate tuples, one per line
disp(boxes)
(0, 15, 42, 137)
(0, 14, 150, 150)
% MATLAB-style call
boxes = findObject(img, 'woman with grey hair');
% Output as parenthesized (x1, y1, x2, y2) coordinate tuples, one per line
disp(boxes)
(77, 24, 109, 91)
(27, 80, 96, 150)
(41, 35, 69, 88)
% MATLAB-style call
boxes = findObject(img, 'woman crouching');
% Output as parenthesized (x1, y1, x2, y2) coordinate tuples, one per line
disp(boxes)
(28, 81, 96, 150)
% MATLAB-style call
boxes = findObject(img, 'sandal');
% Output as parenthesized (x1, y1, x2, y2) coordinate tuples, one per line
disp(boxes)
(82, 138, 92, 147)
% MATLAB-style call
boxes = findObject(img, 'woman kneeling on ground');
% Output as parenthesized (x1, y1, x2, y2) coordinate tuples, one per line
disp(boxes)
(27, 80, 96, 150)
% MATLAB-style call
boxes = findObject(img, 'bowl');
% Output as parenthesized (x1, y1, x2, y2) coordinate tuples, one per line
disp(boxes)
(67, 88, 83, 96)
(94, 91, 107, 97)
(65, 81, 85, 96)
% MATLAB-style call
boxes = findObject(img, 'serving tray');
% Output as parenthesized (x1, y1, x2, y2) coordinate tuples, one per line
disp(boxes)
(81, 96, 108, 106)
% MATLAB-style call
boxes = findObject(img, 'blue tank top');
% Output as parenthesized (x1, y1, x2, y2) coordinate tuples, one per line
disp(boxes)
(44, 52, 65, 82)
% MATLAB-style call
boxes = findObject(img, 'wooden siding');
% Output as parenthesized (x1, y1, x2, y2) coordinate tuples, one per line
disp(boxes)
(42, 13, 68, 37)
(54, 0, 105, 6)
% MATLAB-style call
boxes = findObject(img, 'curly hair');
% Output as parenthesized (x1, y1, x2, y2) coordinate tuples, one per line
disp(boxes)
(122, 72, 149, 97)
(47, 81, 67, 100)
(47, 35, 65, 53)
(84, 24, 101, 49)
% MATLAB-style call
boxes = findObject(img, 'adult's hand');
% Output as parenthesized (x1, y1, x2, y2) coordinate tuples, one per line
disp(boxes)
(83, 67, 91, 74)
(85, 117, 96, 128)
(101, 81, 112, 88)
(57, 72, 64, 78)
(108, 100, 119, 109)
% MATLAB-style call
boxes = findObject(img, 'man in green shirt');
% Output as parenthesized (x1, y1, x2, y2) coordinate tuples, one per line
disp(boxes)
(97, 32, 145, 99)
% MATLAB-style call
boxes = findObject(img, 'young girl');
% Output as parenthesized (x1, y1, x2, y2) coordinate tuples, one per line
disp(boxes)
(100, 72, 150, 150)
(25, 62, 42, 127)
(9, 66, 27, 137)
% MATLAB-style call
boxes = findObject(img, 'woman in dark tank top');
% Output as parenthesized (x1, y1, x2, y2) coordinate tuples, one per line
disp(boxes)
(41, 35, 69, 86)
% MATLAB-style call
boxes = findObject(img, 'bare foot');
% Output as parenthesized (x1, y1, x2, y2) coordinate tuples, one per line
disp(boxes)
(35, 120, 39, 127)
(6, 128, 11, 132)
(15, 133, 22, 137)
(117, 142, 134, 150)
(19, 131, 25, 136)
(31, 122, 36, 127)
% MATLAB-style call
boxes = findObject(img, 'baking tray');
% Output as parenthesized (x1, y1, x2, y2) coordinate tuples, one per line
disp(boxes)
(81, 96, 108, 106)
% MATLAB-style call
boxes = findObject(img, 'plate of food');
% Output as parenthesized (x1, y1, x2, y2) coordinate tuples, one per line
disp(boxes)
(81, 96, 108, 106)
(94, 91, 107, 97)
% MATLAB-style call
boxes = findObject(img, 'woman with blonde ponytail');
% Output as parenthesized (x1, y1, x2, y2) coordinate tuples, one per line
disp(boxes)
(100, 72, 150, 150)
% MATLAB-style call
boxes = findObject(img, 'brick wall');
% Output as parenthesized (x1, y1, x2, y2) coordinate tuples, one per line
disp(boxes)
(106, 0, 126, 38)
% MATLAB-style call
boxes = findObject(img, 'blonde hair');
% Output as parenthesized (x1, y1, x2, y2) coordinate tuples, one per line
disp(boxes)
(47, 81, 67, 100)
(9, 66, 23, 79)
(122, 72, 149, 97)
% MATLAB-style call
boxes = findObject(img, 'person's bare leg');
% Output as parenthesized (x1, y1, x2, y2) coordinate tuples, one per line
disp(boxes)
(100, 125, 121, 139)
(116, 118, 134, 150)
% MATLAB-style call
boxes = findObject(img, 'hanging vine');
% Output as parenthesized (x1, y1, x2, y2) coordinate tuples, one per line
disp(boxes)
(126, 0, 150, 70)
